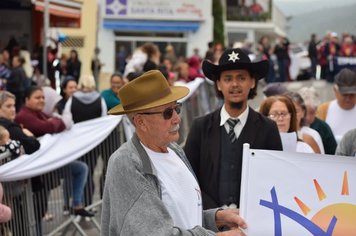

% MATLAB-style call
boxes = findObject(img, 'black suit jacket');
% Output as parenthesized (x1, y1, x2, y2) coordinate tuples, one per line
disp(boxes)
(184, 107, 282, 209)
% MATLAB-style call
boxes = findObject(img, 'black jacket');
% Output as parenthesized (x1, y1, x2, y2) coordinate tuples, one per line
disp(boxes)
(0, 117, 40, 154)
(184, 107, 283, 209)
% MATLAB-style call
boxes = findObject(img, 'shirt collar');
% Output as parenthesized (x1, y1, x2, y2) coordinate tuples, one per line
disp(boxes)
(220, 104, 249, 127)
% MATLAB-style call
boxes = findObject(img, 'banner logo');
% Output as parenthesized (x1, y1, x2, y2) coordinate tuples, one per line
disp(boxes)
(260, 171, 356, 236)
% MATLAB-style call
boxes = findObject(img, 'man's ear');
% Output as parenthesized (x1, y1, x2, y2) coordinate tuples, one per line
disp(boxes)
(216, 80, 222, 91)
(251, 79, 256, 89)
(134, 115, 147, 132)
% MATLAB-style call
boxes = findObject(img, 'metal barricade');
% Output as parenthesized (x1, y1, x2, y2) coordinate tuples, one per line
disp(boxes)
(1, 151, 37, 236)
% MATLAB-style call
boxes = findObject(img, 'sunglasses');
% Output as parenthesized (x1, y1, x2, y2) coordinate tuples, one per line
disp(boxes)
(138, 103, 182, 120)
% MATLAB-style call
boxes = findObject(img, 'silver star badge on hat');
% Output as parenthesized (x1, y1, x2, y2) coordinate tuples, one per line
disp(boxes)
(228, 51, 240, 63)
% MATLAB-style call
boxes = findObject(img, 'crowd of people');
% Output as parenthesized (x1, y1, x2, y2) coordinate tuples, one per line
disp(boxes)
(308, 31, 356, 81)
(101, 46, 355, 235)
(0, 37, 107, 235)
(252, 31, 356, 83)
(0, 32, 355, 235)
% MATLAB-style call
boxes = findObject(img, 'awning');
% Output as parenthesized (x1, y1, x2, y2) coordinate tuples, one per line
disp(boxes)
(103, 20, 200, 32)
(32, 0, 82, 19)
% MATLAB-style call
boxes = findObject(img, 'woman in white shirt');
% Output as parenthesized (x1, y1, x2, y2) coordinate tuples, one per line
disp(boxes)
(260, 95, 314, 153)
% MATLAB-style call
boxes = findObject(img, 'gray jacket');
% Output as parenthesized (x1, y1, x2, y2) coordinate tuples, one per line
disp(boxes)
(101, 133, 219, 236)
(336, 128, 356, 157)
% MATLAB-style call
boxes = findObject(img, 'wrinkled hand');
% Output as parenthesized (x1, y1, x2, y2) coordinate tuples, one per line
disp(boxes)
(215, 208, 247, 230)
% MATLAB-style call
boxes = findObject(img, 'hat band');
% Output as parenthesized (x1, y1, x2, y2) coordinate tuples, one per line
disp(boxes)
(123, 87, 172, 111)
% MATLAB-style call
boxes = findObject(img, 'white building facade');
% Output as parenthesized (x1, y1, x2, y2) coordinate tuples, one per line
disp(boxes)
(223, 0, 287, 48)
(97, 0, 213, 75)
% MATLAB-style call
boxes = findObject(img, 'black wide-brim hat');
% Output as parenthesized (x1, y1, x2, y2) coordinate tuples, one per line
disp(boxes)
(202, 48, 269, 81)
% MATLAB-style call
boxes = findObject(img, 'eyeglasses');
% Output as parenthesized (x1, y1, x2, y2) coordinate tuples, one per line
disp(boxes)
(268, 112, 291, 120)
(138, 103, 182, 120)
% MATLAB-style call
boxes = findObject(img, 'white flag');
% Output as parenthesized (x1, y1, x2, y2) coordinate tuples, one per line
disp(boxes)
(240, 144, 356, 236)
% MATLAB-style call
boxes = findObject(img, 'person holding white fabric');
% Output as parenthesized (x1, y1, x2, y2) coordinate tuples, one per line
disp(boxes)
(41, 86, 92, 217)
(102, 70, 247, 236)
(0, 91, 41, 235)
(15, 87, 94, 222)
(64, 74, 107, 209)
(42, 86, 73, 129)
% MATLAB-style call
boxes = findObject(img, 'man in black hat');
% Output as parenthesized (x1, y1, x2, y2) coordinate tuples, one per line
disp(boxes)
(184, 48, 283, 210)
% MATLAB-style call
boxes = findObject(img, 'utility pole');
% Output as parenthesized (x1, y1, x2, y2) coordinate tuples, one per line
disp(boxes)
(43, 0, 49, 79)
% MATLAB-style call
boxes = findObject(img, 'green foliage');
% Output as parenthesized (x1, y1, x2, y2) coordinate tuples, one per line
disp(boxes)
(212, 0, 225, 45)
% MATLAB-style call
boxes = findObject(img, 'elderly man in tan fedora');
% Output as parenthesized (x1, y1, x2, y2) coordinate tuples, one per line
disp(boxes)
(101, 70, 247, 236)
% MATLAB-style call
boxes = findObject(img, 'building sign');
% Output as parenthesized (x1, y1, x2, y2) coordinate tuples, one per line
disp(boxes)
(105, 0, 205, 21)
(240, 145, 356, 235)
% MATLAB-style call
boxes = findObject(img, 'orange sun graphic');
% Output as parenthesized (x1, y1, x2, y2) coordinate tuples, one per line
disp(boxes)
(294, 171, 356, 235)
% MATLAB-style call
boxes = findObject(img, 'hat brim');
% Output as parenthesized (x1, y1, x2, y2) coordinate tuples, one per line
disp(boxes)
(108, 86, 190, 115)
(202, 60, 269, 81)
(338, 86, 356, 95)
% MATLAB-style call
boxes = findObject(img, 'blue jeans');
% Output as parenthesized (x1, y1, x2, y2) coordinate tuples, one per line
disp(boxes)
(310, 57, 317, 78)
(277, 59, 289, 82)
(266, 59, 277, 83)
(63, 161, 88, 207)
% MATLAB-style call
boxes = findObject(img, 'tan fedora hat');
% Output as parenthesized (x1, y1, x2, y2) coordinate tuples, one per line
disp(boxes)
(108, 70, 190, 115)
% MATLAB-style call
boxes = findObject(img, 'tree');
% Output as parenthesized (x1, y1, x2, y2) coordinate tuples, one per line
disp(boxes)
(213, 0, 225, 46)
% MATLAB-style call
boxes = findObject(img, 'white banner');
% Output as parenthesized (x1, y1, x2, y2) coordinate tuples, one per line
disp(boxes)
(0, 79, 205, 182)
(104, 0, 206, 21)
(240, 144, 356, 235)
(0, 115, 121, 182)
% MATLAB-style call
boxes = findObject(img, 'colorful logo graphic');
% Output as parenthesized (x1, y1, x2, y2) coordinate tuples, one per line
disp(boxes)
(106, 0, 127, 15)
(260, 171, 356, 236)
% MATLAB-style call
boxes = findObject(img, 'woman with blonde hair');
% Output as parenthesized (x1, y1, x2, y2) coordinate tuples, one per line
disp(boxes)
(64, 74, 107, 119)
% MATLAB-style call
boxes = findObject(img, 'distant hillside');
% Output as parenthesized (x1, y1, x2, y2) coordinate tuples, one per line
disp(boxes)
(286, 3, 356, 43)
(276, 1, 324, 16)
(275, 0, 356, 16)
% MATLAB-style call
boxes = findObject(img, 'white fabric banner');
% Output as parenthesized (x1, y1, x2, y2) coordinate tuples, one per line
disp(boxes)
(175, 77, 205, 103)
(0, 79, 205, 182)
(240, 144, 356, 235)
(0, 115, 122, 182)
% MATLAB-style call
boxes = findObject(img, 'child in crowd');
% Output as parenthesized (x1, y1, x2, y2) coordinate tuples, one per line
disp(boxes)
(0, 125, 26, 204)
(0, 125, 22, 162)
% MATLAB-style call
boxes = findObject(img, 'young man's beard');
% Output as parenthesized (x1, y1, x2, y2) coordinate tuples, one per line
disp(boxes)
(229, 101, 244, 109)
